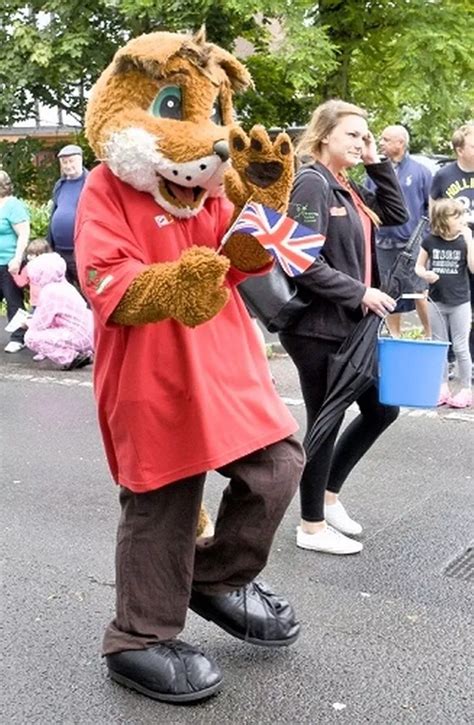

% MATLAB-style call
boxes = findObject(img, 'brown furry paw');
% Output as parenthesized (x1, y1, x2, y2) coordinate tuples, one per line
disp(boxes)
(225, 125, 294, 214)
(174, 247, 231, 327)
(197, 505, 214, 539)
(222, 230, 272, 272)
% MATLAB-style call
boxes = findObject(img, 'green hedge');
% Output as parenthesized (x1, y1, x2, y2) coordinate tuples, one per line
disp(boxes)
(26, 200, 51, 239)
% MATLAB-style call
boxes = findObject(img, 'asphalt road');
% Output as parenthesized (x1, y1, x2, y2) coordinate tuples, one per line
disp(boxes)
(2, 328, 473, 724)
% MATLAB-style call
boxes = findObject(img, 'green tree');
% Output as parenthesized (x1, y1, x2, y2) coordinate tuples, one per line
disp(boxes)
(317, 0, 474, 151)
(0, 1, 127, 123)
(1, 0, 473, 152)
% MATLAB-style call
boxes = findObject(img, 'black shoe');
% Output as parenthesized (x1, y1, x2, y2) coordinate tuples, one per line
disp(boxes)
(189, 581, 300, 647)
(62, 353, 93, 371)
(106, 639, 222, 703)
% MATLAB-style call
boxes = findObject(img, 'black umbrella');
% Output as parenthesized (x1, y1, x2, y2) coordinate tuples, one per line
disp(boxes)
(382, 215, 429, 300)
(304, 216, 428, 459)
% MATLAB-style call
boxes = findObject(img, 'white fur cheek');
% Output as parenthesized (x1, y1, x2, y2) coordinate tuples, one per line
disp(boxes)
(103, 128, 160, 194)
(103, 126, 210, 218)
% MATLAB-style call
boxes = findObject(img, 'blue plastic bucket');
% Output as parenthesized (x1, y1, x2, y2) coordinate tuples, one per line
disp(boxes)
(378, 337, 450, 407)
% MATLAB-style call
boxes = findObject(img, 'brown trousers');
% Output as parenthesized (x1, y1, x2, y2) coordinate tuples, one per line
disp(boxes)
(103, 436, 304, 655)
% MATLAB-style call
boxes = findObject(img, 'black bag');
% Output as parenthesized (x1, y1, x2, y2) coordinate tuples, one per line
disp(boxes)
(238, 264, 311, 332)
(237, 167, 329, 333)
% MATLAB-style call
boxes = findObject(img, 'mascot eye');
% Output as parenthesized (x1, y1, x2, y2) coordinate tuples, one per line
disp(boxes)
(210, 99, 223, 125)
(150, 86, 182, 120)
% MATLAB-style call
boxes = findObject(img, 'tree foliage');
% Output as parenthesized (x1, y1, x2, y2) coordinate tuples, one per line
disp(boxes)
(0, 0, 473, 153)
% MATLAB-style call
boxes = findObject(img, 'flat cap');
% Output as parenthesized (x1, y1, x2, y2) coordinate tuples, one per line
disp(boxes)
(57, 144, 83, 158)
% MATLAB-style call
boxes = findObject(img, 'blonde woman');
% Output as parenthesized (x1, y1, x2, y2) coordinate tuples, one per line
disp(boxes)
(0, 170, 30, 352)
(279, 99, 408, 555)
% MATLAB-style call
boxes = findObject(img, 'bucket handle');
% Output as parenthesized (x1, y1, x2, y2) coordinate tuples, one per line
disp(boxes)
(378, 294, 449, 341)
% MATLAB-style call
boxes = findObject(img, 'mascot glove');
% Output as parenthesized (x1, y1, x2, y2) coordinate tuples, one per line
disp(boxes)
(172, 247, 231, 327)
(112, 247, 230, 328)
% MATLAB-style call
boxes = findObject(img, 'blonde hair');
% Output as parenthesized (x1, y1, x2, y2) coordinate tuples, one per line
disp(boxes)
(296, 99, 368, 160)
(452, 121, 474, 152)
(0, 170, 13, 197)
(297, 99, 380, 227)
(26, 238, 52, 257)
(430, 198, 465, 238)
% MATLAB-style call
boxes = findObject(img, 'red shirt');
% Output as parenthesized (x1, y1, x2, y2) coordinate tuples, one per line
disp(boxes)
(75, 165, 298, 492)
(344, 185, 373, 286)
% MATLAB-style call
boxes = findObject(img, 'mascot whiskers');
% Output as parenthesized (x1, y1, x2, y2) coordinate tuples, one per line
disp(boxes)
(75, 28, 304, 704)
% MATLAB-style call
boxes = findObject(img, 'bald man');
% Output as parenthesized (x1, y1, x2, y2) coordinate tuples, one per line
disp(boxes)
(366, 125, 432, 337)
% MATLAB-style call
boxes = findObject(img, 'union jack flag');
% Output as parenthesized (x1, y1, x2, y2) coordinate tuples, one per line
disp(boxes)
(225, 201, 325, 276)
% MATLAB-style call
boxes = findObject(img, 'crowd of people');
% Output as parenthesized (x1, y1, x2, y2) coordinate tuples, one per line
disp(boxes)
(278, 110, 473, 556)
(1, 117, 472, 549)
(0, 145, 93, 369)
(1, 23, 472, 705)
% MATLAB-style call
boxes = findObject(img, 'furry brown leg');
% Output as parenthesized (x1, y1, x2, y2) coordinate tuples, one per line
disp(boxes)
(197, 505, 214, 539)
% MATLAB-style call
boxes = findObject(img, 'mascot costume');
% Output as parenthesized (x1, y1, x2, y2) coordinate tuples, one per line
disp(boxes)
(75, 29, 305, 704)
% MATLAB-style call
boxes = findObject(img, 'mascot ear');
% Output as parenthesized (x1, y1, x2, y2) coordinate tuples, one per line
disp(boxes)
(113, 47, 165, 80)
(192, 25, 207, 46)
(214, 50, 254, 92)
(192, 25, 253, 93)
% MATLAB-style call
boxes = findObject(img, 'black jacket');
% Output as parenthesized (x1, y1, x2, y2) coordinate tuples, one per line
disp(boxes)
(284, 160, 408, 341)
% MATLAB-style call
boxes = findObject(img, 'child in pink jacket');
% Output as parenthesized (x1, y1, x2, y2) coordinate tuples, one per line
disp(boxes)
(24, 252, 94, 369)
(12, 238, 51, 309)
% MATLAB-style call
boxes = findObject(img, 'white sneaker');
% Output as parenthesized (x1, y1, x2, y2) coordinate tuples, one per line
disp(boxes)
(296, 525, 363, 555)
(324, 500, 362, 536)
(4, 308, 30, 333)
(4, 341, 24, 353)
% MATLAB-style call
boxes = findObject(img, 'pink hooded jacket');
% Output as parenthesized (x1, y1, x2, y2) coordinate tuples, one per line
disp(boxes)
(26, 252, 93, 343)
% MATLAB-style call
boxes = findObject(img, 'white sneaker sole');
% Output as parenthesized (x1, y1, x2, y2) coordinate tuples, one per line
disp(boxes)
(296, 539, 363, 555)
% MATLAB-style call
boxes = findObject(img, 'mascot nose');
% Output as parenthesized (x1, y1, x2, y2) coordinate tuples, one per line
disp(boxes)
(213, 140, 230, 162)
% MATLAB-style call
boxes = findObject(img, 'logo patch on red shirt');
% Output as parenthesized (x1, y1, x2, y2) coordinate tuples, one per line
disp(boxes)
(86, 268, 113, 294)
(155, 213, 174, 228)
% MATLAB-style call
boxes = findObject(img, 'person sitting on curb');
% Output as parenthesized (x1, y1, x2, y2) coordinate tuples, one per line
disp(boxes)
(23, 252, 93, 369)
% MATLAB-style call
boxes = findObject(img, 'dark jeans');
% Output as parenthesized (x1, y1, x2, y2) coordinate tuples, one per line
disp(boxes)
(55, 249, 81, 292)
(280, 334, 399, 522)
(0, 264, 25, 343)
(102, 436, 304, 655)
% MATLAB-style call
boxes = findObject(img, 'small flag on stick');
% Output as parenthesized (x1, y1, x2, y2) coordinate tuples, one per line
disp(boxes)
(222, 201, 325, 276)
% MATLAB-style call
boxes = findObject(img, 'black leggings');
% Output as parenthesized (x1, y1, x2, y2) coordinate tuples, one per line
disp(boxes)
(0, 264, 25, 343)
(279, 333, 399, 522)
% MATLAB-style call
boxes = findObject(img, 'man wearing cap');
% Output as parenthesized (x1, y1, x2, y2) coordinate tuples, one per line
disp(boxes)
(47, 144, 88, 289)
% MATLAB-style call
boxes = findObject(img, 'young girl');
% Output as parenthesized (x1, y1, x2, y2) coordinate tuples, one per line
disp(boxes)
(23, 252, 94, 370)
(12, 238, 51, 310)
(415, 198, 474, 408)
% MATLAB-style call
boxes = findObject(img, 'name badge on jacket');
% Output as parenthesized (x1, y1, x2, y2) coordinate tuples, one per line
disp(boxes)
(329, 206, 348, 217)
